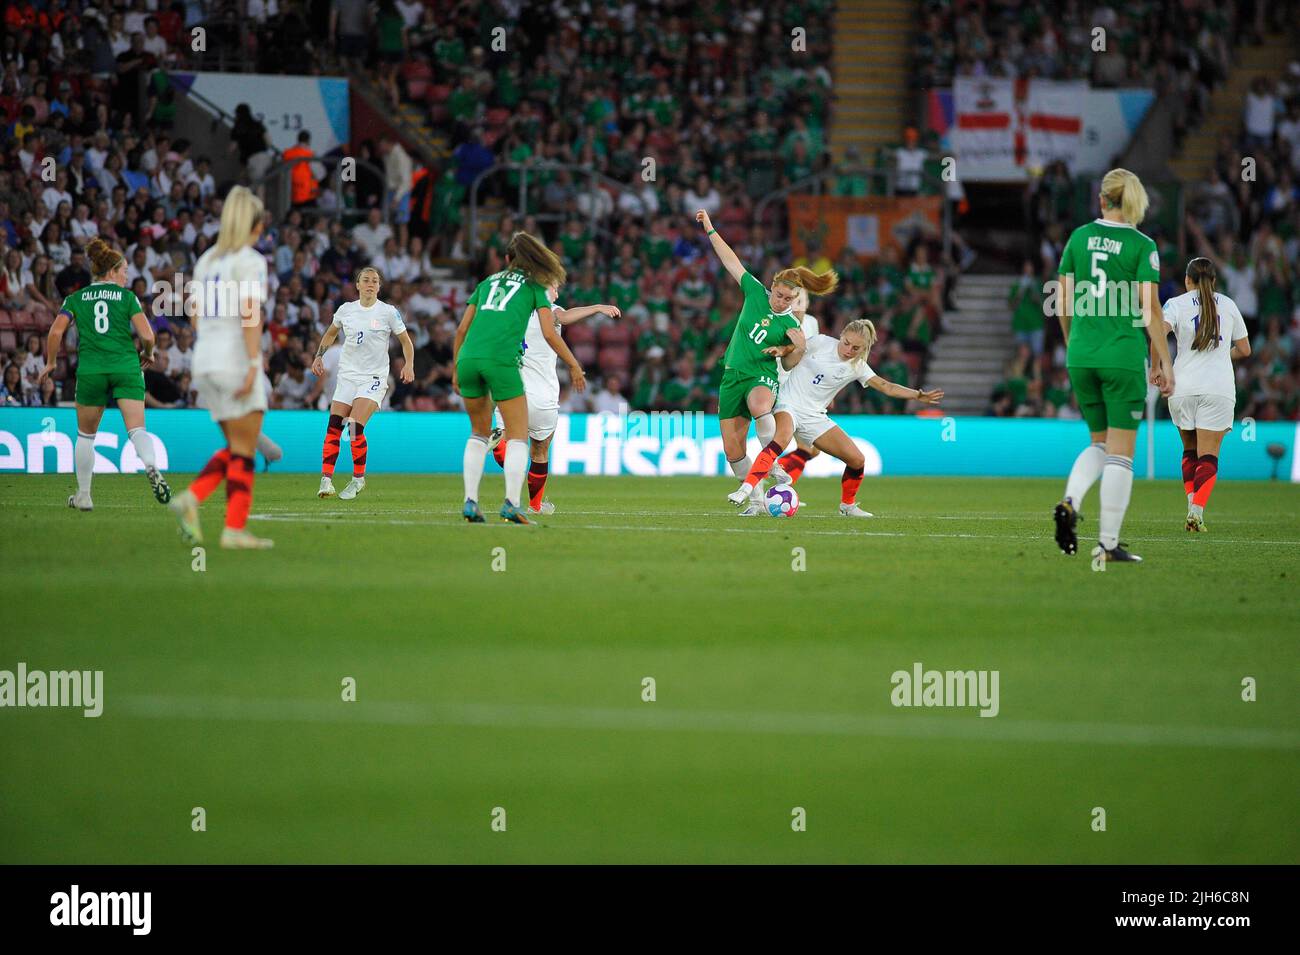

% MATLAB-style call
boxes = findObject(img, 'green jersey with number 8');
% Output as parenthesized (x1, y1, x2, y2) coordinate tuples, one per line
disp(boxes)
(460, 268, 551, 363)
(59, 282, 146, 375)
(1057, 219, 1160, 372)
(723, 272, 800, 379)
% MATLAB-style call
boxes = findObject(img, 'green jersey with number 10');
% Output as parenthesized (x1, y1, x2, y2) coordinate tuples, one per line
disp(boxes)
(723, 272, 799, 378)
(461, 268, 551, 363)
(59, 282, 145, 375)
(1057, 219, 1160, 372)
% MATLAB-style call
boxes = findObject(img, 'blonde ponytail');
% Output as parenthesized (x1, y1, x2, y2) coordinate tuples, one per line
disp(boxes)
(213, 185, 264, 256)
(1100, 168, 1149, 225)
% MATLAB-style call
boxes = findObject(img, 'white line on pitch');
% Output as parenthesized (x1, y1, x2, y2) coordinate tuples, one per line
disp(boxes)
(246, 512, 1300, 545)
(112, 694, 1300, 751)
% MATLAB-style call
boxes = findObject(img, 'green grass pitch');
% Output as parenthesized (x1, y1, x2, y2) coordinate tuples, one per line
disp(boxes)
(1, 471, 1297, 863)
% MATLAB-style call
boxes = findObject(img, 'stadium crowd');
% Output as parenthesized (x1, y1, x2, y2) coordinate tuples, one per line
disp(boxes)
(990, 54, 1300, 422)
(1, 0, 961, 418)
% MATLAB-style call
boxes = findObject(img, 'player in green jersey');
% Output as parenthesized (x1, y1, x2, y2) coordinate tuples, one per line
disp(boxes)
(1052, 168, 1174, 563)
(38, 237, 169, 511)
(695, 208, 837, 513)
(453, 231, 586, 524)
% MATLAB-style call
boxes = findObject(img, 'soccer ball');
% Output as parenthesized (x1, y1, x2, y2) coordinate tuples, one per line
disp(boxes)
(765, 484, 799, 517)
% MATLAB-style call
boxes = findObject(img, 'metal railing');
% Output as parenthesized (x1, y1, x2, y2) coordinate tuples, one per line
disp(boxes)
(250, 156, 391, 225)
(468, 162, 654, 257)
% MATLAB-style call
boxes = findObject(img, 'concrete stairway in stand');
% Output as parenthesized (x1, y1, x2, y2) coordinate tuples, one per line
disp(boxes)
(923, 274, 1017, 415)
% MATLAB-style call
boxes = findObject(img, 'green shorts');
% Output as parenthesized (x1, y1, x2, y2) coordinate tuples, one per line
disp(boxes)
(1068, 365, 1146, 432)
(76, 370, 145, 406)
(456, 355, 524, 401)
(718, 367, 779, 420)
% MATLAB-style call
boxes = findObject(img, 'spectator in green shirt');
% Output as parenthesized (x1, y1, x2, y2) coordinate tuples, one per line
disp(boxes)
(1009, 259, 1046, 356)
(660, 356, 706, 412)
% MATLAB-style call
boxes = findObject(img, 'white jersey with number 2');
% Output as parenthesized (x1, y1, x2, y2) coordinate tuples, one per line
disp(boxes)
(332, 299, 405, 380)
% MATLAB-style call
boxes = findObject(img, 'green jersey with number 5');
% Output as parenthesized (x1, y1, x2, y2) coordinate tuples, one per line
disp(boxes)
(461, 268, 551, 363)
(1057, 219, 1160, 372)
(723, 271, 799, 379)
(59, 282, 145, 375)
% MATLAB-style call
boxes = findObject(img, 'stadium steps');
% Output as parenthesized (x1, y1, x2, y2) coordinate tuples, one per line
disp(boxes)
(831, 0, 917, 161)
(1168, 35, 1296, 181)
(923, 274, 1017, 415)
(318, 51, 449, 168)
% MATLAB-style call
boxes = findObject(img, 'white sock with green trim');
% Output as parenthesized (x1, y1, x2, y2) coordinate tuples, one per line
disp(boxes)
(75, 432, 95, 496)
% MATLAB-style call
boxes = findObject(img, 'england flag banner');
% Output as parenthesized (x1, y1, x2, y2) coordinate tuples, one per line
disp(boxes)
(953, 77, 1016, 179)
(1025, 81, 1086, 173)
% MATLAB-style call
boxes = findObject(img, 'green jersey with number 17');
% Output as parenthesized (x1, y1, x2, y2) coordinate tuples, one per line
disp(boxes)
(723, 272, 799, 378)
(460, 268, 551, 363)
(1057, 219, 1160, 372)
(59, 282, 145, 375)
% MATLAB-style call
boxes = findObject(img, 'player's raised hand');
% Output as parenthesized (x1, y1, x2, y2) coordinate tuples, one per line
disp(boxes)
(599, 305, 621, 319)
(695, 210, 713, 233)
(917, 388, 944, 404)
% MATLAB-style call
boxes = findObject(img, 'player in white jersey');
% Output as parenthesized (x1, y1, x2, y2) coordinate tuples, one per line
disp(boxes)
(487, 283, 620, 513)
(757, 286, 822, 507)
(167, 186, 274, 549)
(310, 267, 415, 500)
(769, 319, 942, 516)
(1158, 257, 1251, 531)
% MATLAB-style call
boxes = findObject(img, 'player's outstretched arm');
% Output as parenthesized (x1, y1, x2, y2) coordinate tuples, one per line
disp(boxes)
(696, 209, 745, 285)
(538, 306, 587, 392)
(867, 375, 944, 404)
(311, 324, 340, 376)
(554, 304, 620, 324)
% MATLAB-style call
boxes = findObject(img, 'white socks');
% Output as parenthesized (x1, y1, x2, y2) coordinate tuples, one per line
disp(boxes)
(503, 438, 528, 507)
(1098, 454, 1134, 550)
(75, 431, 95, 495)
(755, 412, 775, 447)
(1064, 442, 1105, 510)
(127, 427, 156, 469)
(463, 434, 488, 502)
(730, 454, 765, 501)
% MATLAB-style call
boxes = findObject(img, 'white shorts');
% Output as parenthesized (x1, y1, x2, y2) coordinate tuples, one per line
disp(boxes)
(778, 404, 836, 446)
(194, 369, 268, 422)
(333, 373, 387, 408)
(528, 405, 559, 442)
(1168, 394, 1234, 431)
